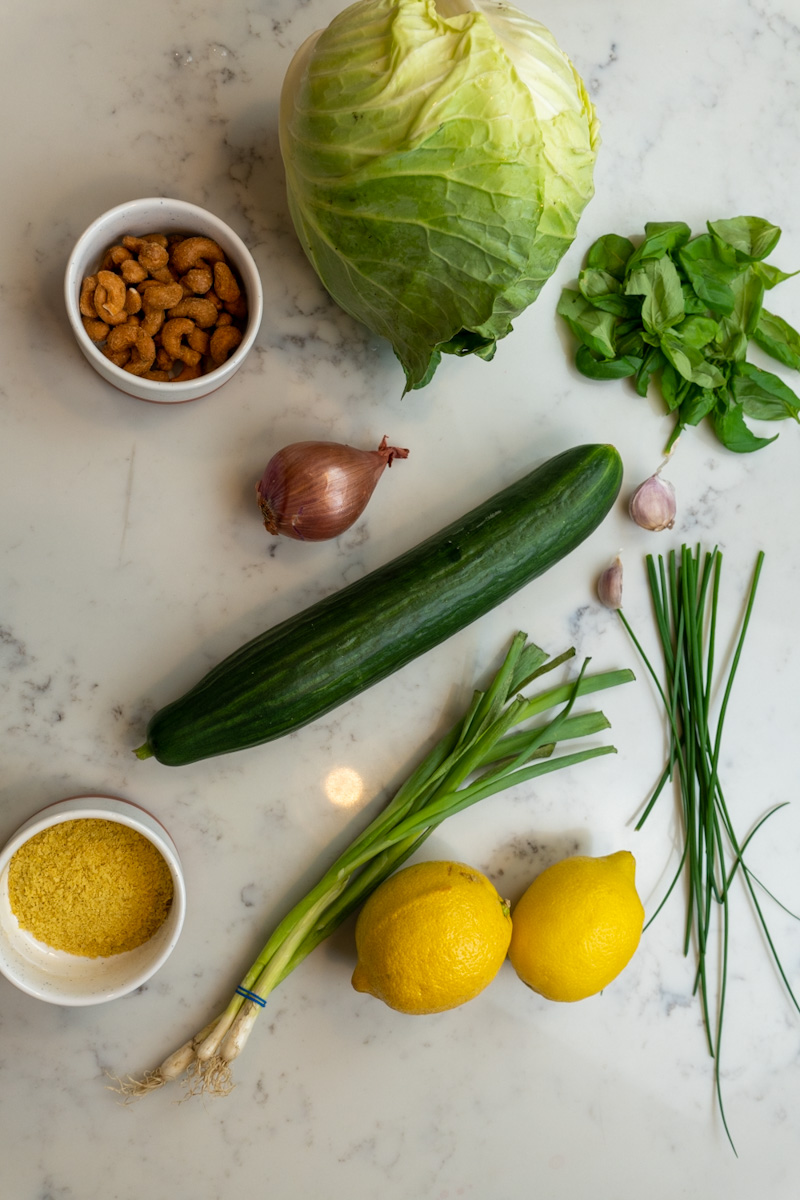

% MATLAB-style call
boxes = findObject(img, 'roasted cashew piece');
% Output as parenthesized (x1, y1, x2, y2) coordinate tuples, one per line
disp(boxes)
(142, 282, 184, 313)
(124, 287, 142, 315)
(170, 235, 226, 273)
(167, 296, 218, 328)
(182, 263, 214, 294)
(82, 315, 109, 341)
(187, 326, 210, 355)
(209, 324, 243, 365)
(213, 261, 241, 304)
(173, 361, 203, 382)
(105, 323, 157, 376)
(95, 270, 127, 319)
(161, 318, 202, 366)
(102, 244, 132, 269)
(79, 275, 99, 318)
(120, 258, 148, 284)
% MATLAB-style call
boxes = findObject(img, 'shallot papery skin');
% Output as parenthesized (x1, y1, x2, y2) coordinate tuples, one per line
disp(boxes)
(256, 436, 409, 541)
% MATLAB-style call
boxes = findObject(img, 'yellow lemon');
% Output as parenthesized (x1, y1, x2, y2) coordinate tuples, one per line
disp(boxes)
(352, 860, 512, 1014)
(508, 850, 644, 1002)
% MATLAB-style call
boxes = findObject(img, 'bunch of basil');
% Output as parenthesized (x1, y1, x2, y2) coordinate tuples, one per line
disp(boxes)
(558, 216, 800, 453)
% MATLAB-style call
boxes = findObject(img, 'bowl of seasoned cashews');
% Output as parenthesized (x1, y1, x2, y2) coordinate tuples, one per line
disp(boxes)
(64, 197, 263, 403)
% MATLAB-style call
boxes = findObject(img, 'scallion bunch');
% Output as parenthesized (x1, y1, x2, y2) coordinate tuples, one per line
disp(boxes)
(119, 632, 632, 1099)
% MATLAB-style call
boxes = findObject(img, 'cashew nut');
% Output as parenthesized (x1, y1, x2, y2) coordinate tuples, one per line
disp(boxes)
(187, 326, 210, 355)
(161, 318, 202, 366)
(82, 315, 110, 341)
(142, 282, 184, 313)
(124, 287, 142, 315)
(167, 295, 218, 328)
(170, 236, 226, 273)
(105, 323, 156, 375)
(182, 263, 214, 294)
(102, 244, 133, 269)
(95, 270, 127, 319)
(213, 261, 241, 304)
(209, 325, 243, 364)
(120, 258, 148, 285)
(79, 275, 99, 318)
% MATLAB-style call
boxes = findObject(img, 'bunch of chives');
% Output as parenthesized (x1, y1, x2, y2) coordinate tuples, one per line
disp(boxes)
(619, 545, 799, 1153)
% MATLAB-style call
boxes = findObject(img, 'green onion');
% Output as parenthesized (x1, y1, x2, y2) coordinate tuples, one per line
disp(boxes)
(119, 632, 633, 1099)
(618, 546, 799, 1154)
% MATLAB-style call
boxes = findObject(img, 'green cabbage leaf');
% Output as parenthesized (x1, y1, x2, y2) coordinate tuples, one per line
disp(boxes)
(279, 0, 600, 391)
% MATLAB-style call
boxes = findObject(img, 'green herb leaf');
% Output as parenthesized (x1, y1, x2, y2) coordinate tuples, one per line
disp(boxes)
(556, 289, 618, 358)
(578, 267, 641, 317)
(732, 361, 800, 422)
(677, 233, 741, 314)
(712, 400, 778, 452)
(714, 269, 765, 360)
(575, 344, 642, 379)
(625, 220, 692, 271)
(625, 257, 685, 334)
(660, 329, 725, 388)
(753, 261, 800, 289)
(678, 386, 718, 427)
(753, 309, 800, 370)
(708, 215, 781, 262)
(586, 233, 636, 280)
(635, 344, 666, 397)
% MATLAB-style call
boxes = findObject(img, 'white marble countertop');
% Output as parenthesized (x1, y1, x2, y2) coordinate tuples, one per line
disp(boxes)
(2, 0, 799, 1195)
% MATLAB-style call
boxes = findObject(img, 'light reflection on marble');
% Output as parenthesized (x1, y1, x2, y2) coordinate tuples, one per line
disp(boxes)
(2, 1, 800, 1196)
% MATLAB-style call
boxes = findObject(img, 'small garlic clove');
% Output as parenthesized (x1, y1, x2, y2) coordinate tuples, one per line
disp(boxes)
(629, 472, 676, 532)
(597, 556, 623, 610)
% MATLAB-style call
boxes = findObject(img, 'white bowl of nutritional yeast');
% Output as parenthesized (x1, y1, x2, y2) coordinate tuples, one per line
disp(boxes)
(0, 794, 186, 1006)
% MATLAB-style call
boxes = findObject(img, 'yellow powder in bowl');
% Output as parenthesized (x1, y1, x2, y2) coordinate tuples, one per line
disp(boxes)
(7, 818, 174, 957)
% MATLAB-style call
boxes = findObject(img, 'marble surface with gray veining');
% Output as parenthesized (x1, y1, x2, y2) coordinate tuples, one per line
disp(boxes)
(2, 1, 800, 1196)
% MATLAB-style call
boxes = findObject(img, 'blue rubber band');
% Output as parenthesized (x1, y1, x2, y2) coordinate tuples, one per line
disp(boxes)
(236, 985, 266, 1008)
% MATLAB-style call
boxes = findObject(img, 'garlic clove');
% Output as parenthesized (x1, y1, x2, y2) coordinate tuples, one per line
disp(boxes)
(629, 472, 676, 532)
(597, 556, 623, 610)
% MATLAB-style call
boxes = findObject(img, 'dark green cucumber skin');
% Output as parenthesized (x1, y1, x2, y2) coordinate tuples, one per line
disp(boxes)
(142, 444, 622, 765)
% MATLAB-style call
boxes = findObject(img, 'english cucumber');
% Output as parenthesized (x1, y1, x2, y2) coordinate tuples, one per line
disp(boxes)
(136, 443, 622, 765)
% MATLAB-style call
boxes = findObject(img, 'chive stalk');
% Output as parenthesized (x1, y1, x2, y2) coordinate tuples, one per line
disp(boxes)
(118, 632, 633, 1099)
(618, 546, 799, 1154)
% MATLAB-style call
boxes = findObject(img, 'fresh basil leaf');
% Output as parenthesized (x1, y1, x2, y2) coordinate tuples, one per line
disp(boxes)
(753, 309, 800, 371)
(625, 221, 692, 272)
(578, 267, 641, 317)
(586, 234, 636, 280)
(575, 344, 642, 379)
(714, 269, 765, 359)
(677, 315, 719, 349)
(660, 329, 726, 388)
(557, 289, 618, 359)
(625, 257, 685, 334)
(615, 322, 647, 358)
(679, 386, 718, 427)
(661, 361, 692, 412)
(712, 399, 779, 452)
(708, 216, 781, 263)
(753, 261, 800, 289)
(635, 345, 666, 397)
(677, 233, 741, 314)
(681, 282, 711, 314)
(732, 361, 800, 421)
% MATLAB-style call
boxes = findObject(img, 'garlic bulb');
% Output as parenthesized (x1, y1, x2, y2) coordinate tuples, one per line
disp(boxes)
(629, 473, 676, 532)
(597, 556, 623, 610)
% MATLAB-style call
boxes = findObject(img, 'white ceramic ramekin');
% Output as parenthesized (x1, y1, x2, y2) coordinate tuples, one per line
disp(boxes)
(64, 197, 263, 403)
(0, 795, 186, 1006)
